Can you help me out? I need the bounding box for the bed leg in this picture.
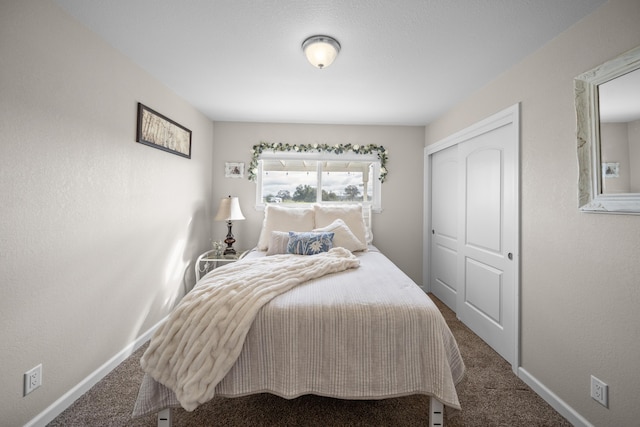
[157,408,172,427]
[429,396,444,427]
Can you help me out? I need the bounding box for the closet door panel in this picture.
[464,257,502,325]
[457,122,516,366]
[429,145,458,311]
[465,148,502,254]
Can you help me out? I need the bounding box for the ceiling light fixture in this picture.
[302,35,341,69]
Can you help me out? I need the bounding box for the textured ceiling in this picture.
[53,0,605,125]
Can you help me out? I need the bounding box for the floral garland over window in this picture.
[248,142,389,183]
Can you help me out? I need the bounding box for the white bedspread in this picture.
[140,247,359,411]
[133,247,464,417]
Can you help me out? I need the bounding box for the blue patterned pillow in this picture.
[287,231,334,255]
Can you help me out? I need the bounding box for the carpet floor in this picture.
[48,295,571,426]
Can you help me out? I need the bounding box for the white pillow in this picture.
[266,231,290,255]
[313,219,367,252]
[257,205,315,251]
[314,204,368,247]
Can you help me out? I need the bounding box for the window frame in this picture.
[255,151,382,212]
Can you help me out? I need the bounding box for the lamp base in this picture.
[223,221,237,256]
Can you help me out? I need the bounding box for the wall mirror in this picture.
[575,45,640,213]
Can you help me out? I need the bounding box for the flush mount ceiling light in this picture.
[302,35,341,69]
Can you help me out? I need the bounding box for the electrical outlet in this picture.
[591,375,608,407]
[24,364,42,396]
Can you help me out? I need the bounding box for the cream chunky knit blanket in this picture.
[140,247,359,411]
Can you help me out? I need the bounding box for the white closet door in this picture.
[429,145,459,311]
[426,104,519,369]
[457,120,517,366]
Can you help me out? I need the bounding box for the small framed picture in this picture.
[225,162,245,178]
[602,162,620,178]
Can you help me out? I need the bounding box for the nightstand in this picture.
[195,250,248,282]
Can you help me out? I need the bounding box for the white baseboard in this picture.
[25,316,167,427]
[25,318,592,427]
[518,367,593,427]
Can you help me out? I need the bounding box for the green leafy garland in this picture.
[248,142,389,183]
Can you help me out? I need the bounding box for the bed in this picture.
[132,204,465,426]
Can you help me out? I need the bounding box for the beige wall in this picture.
[5,0,638,425]
[0,1,214,425]
[212,122,425,283]
[425,0,640,425]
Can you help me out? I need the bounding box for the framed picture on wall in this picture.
[602,162,620,178]
[136,103,192,158]
[225,162,245,178]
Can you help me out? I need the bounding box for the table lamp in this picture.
[214,195,245,256]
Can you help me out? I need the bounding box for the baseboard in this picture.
[24,318,593,427]
[518,367,593,427]
[24,316,167,427]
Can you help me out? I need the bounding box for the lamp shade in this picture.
[214,196,245,221]
[302,35,341,69]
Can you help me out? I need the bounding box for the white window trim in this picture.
[255,151,382,212]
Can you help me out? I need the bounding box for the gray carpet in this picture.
[49,295,571,426]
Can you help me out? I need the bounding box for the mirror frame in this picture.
[575,45,640,214]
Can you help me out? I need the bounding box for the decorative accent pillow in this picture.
[314,204,369,246]
[266,231,290,256]
[313,219,367,252]
[287,232,334,255]
[257,205,315,251]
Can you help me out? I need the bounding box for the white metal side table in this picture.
[195,249,248,282]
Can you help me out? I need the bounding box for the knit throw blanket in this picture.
[140,247,360,411]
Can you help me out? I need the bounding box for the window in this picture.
[255,151,383,211]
